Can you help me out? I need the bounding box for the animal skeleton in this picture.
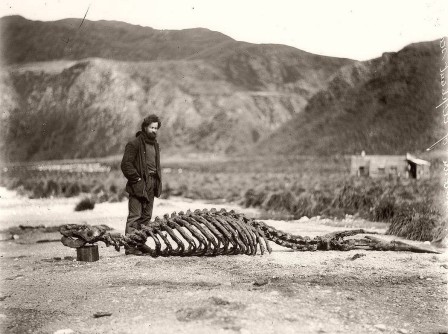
[60,208,439,256]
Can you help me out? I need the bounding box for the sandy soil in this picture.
[0,188,447,334]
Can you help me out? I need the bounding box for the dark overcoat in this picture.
[121,131,162,200]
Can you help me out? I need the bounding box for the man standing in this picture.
[121,114,162,255]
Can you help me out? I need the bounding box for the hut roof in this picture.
[406,153,430,166]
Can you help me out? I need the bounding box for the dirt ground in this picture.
[0,188,447,334]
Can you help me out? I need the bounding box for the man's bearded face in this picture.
[145,122,159,138]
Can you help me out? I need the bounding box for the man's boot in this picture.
[125,247,143,256]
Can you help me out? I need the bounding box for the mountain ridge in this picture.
[255,39,443,156]
[0,16,440,162]
[0,15,234,64]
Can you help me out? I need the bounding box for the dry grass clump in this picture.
[243,188,268,208]
[240,176,443,241]
[74,197,95,211]
[0,166,127,203]
[262,191,297,213]
[386,203,444,241]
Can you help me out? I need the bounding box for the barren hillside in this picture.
[0,16,352,162]
[256,40,443,155]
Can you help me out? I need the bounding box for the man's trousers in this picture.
[125,176,155,235]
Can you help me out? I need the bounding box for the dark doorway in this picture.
[408,162,417,179]
[358,166,369,177]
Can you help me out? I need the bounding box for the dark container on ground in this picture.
[76,244,99,262]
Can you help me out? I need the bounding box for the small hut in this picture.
[350,152,430,179]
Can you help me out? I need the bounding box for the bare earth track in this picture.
[0,189,447,334]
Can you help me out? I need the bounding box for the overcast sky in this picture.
[1,0,447,60]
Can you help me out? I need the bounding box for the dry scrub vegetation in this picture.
[1,155,445,242]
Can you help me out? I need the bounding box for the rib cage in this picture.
[59,208,440,256]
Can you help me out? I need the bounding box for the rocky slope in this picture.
[0,16,352,162]
[256,40,443,156]
[0,57,345,161]
[2,16,440,161]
